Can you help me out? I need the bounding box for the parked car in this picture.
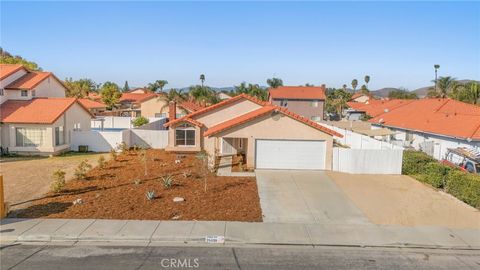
[442,147,480,174]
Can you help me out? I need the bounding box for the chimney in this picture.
[169,101,176,121]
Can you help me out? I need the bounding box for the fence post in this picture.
[0,175,6,218]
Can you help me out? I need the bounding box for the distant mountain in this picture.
[370,88,402,98]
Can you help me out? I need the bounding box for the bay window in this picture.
[16,128,46,147]
[175,124,195,146]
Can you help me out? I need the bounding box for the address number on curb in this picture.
[205,235,225,244]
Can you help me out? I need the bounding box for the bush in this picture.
[132,116,149,127]
[74,160,92,180]
[97,155,106,168]
[51,170,66,193]
[423,162,451,188]
[402,150,436,175]
[445,170,480,209]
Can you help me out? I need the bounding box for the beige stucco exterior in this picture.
[194,99,262,127]
[352,95,370,103]
[140,98,189,118]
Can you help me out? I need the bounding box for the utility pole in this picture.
[434,64,440,93]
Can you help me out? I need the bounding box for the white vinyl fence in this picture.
[91,116,165,129]
[332,147,403,174]
[71,129,168,152]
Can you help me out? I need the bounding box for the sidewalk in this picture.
[1,218,479,249]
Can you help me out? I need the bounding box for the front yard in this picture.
[9,149,262,222]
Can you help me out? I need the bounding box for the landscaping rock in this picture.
[73,198,83,205]
[173,197,185,203]
[171,215,181,220]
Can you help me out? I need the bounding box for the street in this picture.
[1,243,479,270]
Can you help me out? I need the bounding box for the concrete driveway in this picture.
[255,170,370,224]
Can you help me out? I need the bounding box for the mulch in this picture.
[11,149,262,222]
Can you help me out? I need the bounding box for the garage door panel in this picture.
[256,140,326,170]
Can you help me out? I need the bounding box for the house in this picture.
[140,94,203,118]
[164,94,342,170]
[345,99,412,120]
[268,86,326,121]
[350,92,372,103]
[78,98,107,115]
[216,92,232,100]
[127,88,149,94]
[358,98,480,160]
[116,92,158,117]
[0,64,93,155]
[0,64,67,105]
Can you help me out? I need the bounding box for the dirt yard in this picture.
[10,149,262,222]
[327,171,480,229]
[1,152,108,209]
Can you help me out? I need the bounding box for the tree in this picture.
[450,81,480,105]
[188,85,219,105]
[266,77,283,89]
[147,80,168,92]
[360,85,369,94]
[434,64,440,92]
[132,116,149,127]
[342,84,347,91]
[351,79,358,92]
[364,75,370,88]
[64,78,97,98]
[158,88,187,113]
[234,82,268,101]
[100,81,122,109]
[199,74,205,87]
[0,47,41,71]
[123,81,130,92]
[325,88,353,117]
[428,76,457,98]
[388,89,418,99]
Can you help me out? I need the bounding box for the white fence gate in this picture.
[332,147,403,174]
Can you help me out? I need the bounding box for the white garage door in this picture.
[256,139,326,170]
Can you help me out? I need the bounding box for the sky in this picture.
[1,1,479,90]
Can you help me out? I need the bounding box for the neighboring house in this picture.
[140,95,203,118]
[117,92,158,117]
[127,88,149,94]
[0,98,93,155]
[350,92,371,103]
[268,86,326,121]
[356,98,480,160]
[345,99,411,121]
[0,64,93,155]
[216,92,232,100]
[0,64,67,105]
[164,94,342,170]
[78,98,107,115]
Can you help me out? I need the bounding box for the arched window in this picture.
[175,124,195,146]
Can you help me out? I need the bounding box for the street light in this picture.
[434,64,440,93]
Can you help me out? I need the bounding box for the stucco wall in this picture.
[271,98,324,120]
[33,77,67,98]
[0,69,28,104]
[194,99,262,127]
[140,98,188,118]
[206,112,334,169]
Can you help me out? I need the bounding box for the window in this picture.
[465,162,475,174]
[175,124,195,146]
[311,100,319,107]
[280,99,288,107]
[0,88,4,96]
[155,113,167,118]
[73,123,81,131]
[21,90,28,97]
[310,116,321,122]
[55,126,64,146]
[15,128,46,147]
[32,90,36,97]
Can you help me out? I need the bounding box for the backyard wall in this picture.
[91,116,164,129]
[332,147,403,174]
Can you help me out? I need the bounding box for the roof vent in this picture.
[384,109,389,113]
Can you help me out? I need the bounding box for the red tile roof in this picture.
[87,92,102,101]
[78,98,107,109]
[0,98,93,124]
[0,64,26,80]
[5,72,54,90]
[164,93,268,127]
[269,86,326,100]
[203,103,343,138]
[350,92,372,100]
[368,98,480,140]
[179,100,204,112]
[347,99,413,117]
[119,92,157,104]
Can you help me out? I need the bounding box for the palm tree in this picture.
[147,80,168,92]
[342,84,347,91]
[450,81,480,104]
[428,76,457,98]
[234,82,268,101]
[158,88,186,113]
[364,75,370,89]
[351,79,358,92]
[157,80,168,92]
[188,85,218,105]
[434,64,440,92]
[266,77,283,89]
[199,74,205,87]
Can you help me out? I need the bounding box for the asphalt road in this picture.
[1,244,479,270]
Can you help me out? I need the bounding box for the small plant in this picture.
[132,116,149,127]
[110,149,117,161]
[117,141,128,152]
[161,175,174,188]
[182,170,192,178]
[139,148,148,176]
[134,179,142,185]
[146,190,156,201]
[74,160,92,180]
[97,155,106,168]
[50,170,66,193]
[196,150,210,192]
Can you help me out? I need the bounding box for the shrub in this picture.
[97,155,106,168]
[161,175,174,188]
[445,170,480,209]
[132,116,149,127]
[402,150,436,175]
[110,149,117,161]
[146,191,156,201]
[50,170,66,193]
[74,160,92,180]
[117,142,128,152]
[422,162,451,188]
